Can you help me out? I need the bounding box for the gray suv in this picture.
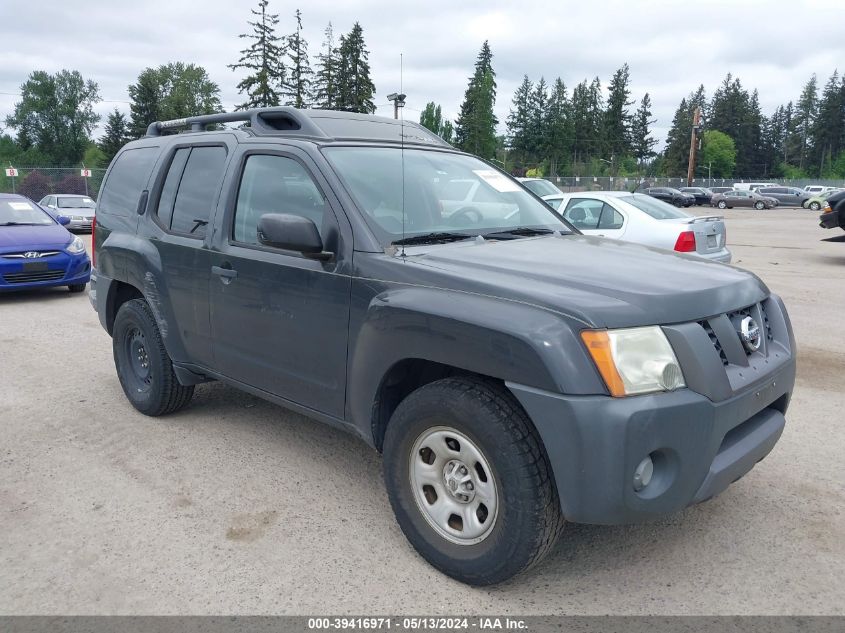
[90,107,796,585]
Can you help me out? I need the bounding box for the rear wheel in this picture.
[67,283,86,293]
[112,298,194,416]
[383,376,564,585]
[717,200,727,209]
[809,201,821,211]
[754,201,765,210]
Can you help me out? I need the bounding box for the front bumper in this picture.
[510,358,793,524]
[819,210,841,229]
[0,252,91,291]
[66,217,94,232]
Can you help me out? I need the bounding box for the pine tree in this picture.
[630,93,657,165]
[544,78,570,176]
[228,0,285,110]
[336,23,376,114]
[454,41,498,159]
[809,71,844,176]
[98,108,130,165]
[311,23,339,109]
[528,77,549,162]
[282,9,313,108]
[663,97,691,177]
[603,64,633,160]
[787,75,818,170]
[506,75,533,163]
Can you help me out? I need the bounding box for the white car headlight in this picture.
[581,326,685,397]
[65,236,86,255]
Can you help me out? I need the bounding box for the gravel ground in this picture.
[1,207,843,615]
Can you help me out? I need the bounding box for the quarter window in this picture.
[98,147,159,216]
[232,154,327,246]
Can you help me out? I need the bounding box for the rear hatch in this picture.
[662,215,727,255]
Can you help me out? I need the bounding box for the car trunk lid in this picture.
[660,215,726,255]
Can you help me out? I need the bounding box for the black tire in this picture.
[383,376,564,585]
[112,298,194,416]
[809,201,821,211]
[755,201,765,210]
[67,283,86,293]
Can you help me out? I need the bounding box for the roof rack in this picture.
[145,107,327,138]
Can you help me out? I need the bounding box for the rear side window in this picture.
[98,147,159,216]
[157,146,227,238]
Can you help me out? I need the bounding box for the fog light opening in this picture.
[633,455,654,492]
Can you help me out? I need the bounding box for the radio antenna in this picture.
[399,53,406,258]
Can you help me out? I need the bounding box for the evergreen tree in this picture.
[282,9,313,108]
[528,77,549,161]
[787,75,818,170]
[630,93,657,165]
[454,41,498,159]
[228,0,285,110]
[544,78,570,176]
[603,64,633,160]
[663,97,691,177]
[128,63,223,137]
[440,120,454,144]
[809,71,844,176]
[336,23,376,113]
[98,108,131,165]
[311,23,339,109]
[506,75,533,163]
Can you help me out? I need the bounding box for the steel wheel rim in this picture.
[125,327,152,393]
[409,425,498,545]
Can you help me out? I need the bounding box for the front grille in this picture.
[699,319,729,365]
[761,303,774,341]
[727,306,755,357]
[2,270,65,284]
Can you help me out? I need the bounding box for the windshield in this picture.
[522,179,560,197]
[0,199,54,225]
[324,147,571,243]
[57,197,95,209]
[618,194,691,220]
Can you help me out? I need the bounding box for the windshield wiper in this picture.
[482,227,560,240]
[391,231,474,246]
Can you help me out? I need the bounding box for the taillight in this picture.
[673,231,696,253]
[91,216,96,267]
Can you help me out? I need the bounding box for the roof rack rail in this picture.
[145,107,327,138]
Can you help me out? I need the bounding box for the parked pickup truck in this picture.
[90,107,796,586]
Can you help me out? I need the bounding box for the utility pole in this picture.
[686,106,701,186]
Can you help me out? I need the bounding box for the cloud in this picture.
[1,0,842,149]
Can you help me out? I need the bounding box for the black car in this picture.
[679,187,713,206]
[819,190,845,232]
[645,187,695,207]
[90,107,796,586]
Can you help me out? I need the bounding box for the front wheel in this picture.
[67,283,86,293]
[809,201,821,211]
[112,298,194,416]
[717,200,727,209]
[755,201,765,210]
[383,377,564,586]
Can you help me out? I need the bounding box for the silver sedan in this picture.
[39,194,96,231]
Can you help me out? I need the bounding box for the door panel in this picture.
[209,151,351,418]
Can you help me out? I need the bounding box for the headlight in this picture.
[65,236,86,255]
[581,326,685,397]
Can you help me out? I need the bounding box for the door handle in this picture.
[211,265,238,283]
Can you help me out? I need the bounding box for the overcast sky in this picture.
[1,0,843,150]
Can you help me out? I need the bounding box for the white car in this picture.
[545,191,731,263]
[517,177,562,200]
[803,185,837,195]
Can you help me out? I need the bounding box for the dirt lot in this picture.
[1,208,843,615]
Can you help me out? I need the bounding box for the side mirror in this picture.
[57,215,71,226]
[257,213,330,260]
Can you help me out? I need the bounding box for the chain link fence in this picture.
[2,166,843,202]
[542,175,845,193]
[1,167,107,203]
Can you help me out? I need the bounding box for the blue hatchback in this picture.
[0,193,91,293]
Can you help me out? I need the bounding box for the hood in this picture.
[0,223,73,252]
[380,235,767,329]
